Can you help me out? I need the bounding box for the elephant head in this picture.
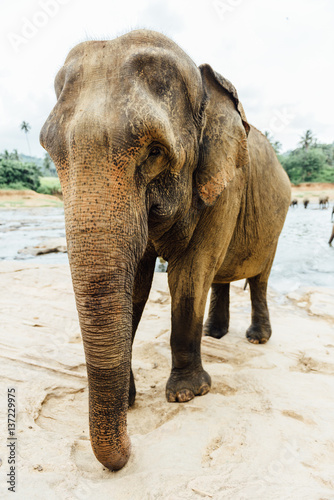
[40,30,250,470]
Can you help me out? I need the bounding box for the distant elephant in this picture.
[290,199,298,208]
[319,196,329,209]
[303,198,309,209]
[40,30,291,471]
[329,225,334,246]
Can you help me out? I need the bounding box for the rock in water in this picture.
[18,238,67,256]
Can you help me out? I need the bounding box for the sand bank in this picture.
[0,190,62,208]
[0,262,334,499]
[290,183,334,204]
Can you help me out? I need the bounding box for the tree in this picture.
[0,150,10,160]
[0,149,20,161]
[0,158,41,191]
[20,121,31,155]
[281,148,327,183]
[298,129,315,150]
[12,149,20,161]
[278,133,334,183]
[264,131,282,154]
[313,142,334,166]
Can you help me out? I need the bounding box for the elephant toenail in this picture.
[199,384,210,395]
[167,392,176,402]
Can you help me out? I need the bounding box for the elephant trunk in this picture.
[64,176,147,470]
[75,268,132,470]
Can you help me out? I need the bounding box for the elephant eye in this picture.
[148,146,162,158]
[140,144,168,179]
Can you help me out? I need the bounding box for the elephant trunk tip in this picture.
[92,435,131,471]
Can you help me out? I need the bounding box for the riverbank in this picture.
[0,189,62,208]
[0,262,333,499]
[290,182,334,204]
[1,183,334,208]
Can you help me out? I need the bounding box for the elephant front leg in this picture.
[166,271,212,403]
[246,273,272,344]
[204,283,230,338]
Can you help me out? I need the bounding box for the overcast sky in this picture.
[1,0,333,158]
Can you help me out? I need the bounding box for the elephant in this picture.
[329,224,334,246]
[328,224,334,247]
[290,199,298,208]
[303,198,309,209]
[40,30,291,471]
[319,196,329,209]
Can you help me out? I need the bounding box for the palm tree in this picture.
[0,149,20,161]
[264,131,282,154]
[2,149,10,160]
[20,121,31,155]
[299,130,315,150]
[12,149,20,161]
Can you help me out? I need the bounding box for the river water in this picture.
[270,205,334,293]
[1,205,333,294]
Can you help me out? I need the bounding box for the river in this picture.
[1,205,333,293]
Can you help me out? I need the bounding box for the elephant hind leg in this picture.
[246,273,272,344]
[129,244,157,407]
[203,283,230,339]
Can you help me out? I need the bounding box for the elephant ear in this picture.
[196,63,250,206]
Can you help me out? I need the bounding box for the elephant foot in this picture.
[128,369,136,407]
[166,367,211,403]
[246,324,271,344]
[203,322,228,339]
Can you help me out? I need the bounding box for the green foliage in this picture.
[0,152,41,191]
[37,177,62,195]
[266,129,334,184]
[313,143,334,166]
[0,182,28,190]
[280,148,327,183]
[280,140,334,184]
[1,149,20,161]
[310,167,334,183]
[0,150,60,193]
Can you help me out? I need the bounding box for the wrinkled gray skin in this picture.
[40,30,291,471]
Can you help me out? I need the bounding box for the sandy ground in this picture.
[0,262,334,499]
